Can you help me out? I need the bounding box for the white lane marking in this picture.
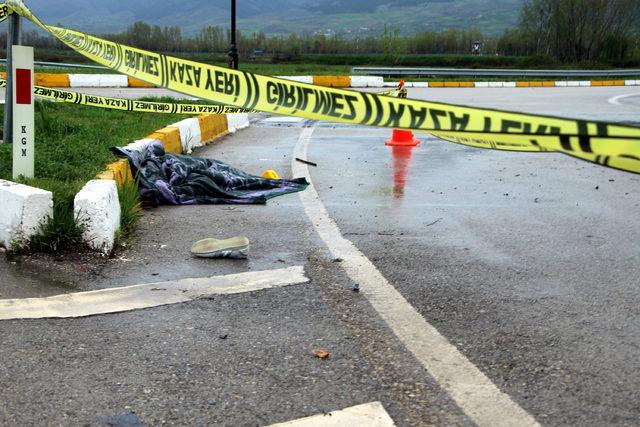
[267,402,395,427]
[608,92,640,105]
[292,126,539,427]
[0,266,308,320]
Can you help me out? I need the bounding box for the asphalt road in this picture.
[1,86,639,426]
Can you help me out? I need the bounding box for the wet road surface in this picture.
[1,86,639,425]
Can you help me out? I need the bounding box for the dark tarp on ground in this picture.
[112,142,308,205]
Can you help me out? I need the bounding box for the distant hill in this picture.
[22,0,525,37]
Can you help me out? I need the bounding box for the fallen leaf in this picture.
[312,349,331,359]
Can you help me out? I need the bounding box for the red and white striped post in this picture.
[11,45,34,179]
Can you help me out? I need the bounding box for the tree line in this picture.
[3,0,640,65]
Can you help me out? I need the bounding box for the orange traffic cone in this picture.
[385,129,420,147]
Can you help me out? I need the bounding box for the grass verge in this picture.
[12,177,85,253]
[0,100,184,253]
[117,174,143,240]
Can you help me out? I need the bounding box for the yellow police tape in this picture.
[0,78,399,115]
[0,79,254,114]
[3,0,640,174]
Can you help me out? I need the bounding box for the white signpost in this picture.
[11,45,34,180]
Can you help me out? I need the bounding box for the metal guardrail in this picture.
[0,59,109,70]
[351,67,640,77]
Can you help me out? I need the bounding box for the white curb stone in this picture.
[69,74,128,87]
[123,138,160,153]
[475,82,490,88]
[276,76,314,84]
[74,180,121,254]
[98,74,129,87]
[578,81,592,87]
[172,118,203,154]
[227,113,250,133]
[0,180,53,248]
[350,76,384,87]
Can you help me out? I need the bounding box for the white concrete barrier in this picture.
[555,81,568,87]
[276,76,314,84]
[74,180,121,254]
[0,180,53,248]
[227,113,250,133]
[475,82,490,88]
[349,76,384,87]
[172,118,202,154]
[489,82,504,88]
[503,82,517,88]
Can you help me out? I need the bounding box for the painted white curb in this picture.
[227,113,250,133]
[276,76,314,84]
[172,117,203,154]
[123,137,160,153]
[74,179,121,254]
[69,74,128,88]
[0,180,53,248]
[350,75,384,87]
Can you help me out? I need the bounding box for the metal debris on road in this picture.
[295,157,318,167]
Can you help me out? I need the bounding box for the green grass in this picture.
[0,101,183,182]
[4,48,639,78]
[15,178,85,253]
[0,100,184,253]
[117,174,142,237]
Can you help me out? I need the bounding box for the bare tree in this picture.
[514,0,640,62]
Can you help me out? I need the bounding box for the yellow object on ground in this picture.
[262,169,280,179]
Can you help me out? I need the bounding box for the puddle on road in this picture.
[0,258,78,299]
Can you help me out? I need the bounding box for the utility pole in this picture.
[228,0,238,69]
[3,12,22,144]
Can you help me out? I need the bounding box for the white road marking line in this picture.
[0,266,308,320]
[292,126,539,427]
[608,92,640,105]
[267,402,395,427]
